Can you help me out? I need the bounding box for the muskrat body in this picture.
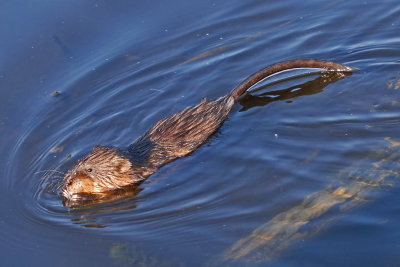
[61,59,356,204]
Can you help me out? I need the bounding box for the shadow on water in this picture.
[238,71,351,112]
[60,71,352,228]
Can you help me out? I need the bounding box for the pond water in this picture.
[1,0,400,266]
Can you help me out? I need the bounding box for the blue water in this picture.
[1,0,400,266]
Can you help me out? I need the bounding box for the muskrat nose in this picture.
[61,187,82,202]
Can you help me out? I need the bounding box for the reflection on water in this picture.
[238,71,351,111]
[63,187,142,212]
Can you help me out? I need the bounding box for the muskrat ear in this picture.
[93,145,109,153]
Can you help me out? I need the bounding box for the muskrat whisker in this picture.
[35,169,66,175]
[38,154,71,197]
[54,181,66,190]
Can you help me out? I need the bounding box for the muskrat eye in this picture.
[87,168,93,172]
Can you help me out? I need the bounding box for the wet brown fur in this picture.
[61,59,356,203]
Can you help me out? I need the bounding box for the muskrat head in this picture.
[61,146,138,202]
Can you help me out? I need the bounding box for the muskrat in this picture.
[61,59,356,204]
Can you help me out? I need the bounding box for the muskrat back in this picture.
[61,59,356,204]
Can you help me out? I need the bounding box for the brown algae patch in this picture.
[223,138,400,263]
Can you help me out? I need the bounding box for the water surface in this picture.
[1,0,400,266]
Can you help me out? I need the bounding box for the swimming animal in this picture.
[61,59,356,205]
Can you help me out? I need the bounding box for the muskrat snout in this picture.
[61,179,88,202]
[61,146,140,204]
[61,186,82,202]
[61,178,104,202]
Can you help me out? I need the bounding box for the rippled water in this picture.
[1,0,400,266]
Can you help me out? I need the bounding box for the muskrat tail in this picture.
[229,59,357,100]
